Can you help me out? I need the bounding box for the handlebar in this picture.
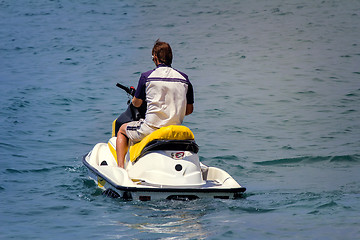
[116,83,135,96]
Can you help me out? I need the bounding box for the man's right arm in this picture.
[185,104,193,115]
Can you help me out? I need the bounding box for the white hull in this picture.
[83,138,246,201]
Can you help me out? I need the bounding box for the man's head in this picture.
[152,39,172,66]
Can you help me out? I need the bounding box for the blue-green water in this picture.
[1,0,360,239]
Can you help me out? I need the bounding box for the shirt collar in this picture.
[157,63,171,68]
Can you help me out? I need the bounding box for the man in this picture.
[116,40,194,168]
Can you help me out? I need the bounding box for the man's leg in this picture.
[116,123,128,168]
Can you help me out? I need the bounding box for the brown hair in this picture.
[152,39,173,66]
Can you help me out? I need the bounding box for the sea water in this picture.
[1,0,359,239]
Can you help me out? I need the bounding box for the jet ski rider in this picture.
[116,40,194,168]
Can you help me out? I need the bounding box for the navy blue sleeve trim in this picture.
[134,74,147,100]
[187,82,194,104]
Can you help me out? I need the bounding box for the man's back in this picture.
[139,65,191,128]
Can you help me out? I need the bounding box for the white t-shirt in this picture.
[134,64,194,129]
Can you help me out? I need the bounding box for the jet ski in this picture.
[82,83,246,201]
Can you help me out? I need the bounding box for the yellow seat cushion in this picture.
[129,125,194,162]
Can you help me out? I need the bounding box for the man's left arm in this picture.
[132,97,143,108]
